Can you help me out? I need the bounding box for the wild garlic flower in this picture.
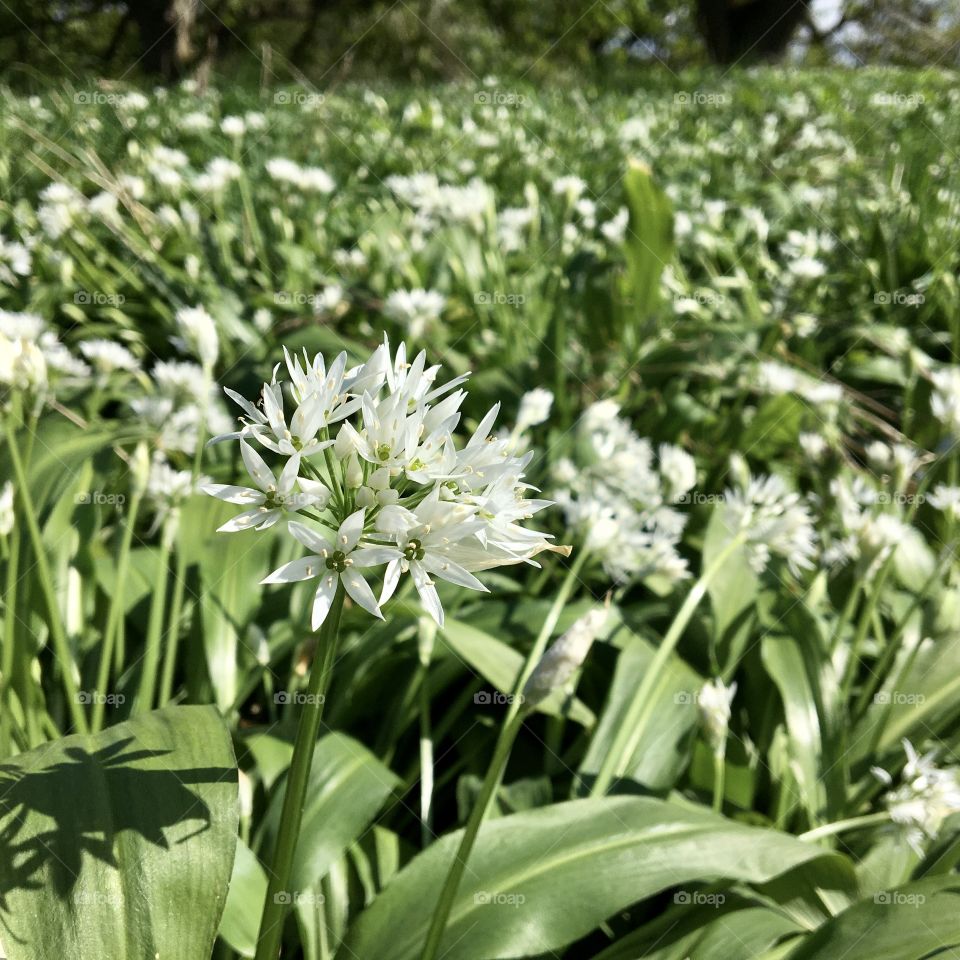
[79,339,140,375]
[722,473,816,577]
[383,289,446,339]
[554,400,693,584]
[206,337,561,627]
[873,740,960,854]
[174,305,219,370]
[929,484,960,521]
[931,368,960,435]
[515,388,553,433]
[698,678,737,755]
[0,481,14,537]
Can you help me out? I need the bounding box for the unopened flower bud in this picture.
[130,441,151,496]
[522,602,606,711]
[345,452,363,488]
[698,678,736,755]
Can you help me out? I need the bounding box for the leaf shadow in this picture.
[0,735,234,946]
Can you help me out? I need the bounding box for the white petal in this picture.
[422,554,488,593]
[240,440,276,493]
[342,569,383,619]
[277,453,301,497]
[410,560,444,626]
[312,574,339,629]
[350,546,402,568]
[224,387,265,423]
[287,520,333,554]
[379,558,403,605]
[217,507,270,532]
[201,483,264,506]
[261,555,324,584]
[337,509,366,552]
[298,477,331,508]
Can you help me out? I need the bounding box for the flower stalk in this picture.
[254,585,345,960]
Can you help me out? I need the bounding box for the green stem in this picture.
[4,416,88,734]
[133,513,176,714]
[0,525,22,756]
[418,618,436,848]
[158,546,188,707]
[254,586,345,960]
[590,532,746,797]
[711,749,726,813]
[798,811,890,842]
[92,488,144,731]
[421,710,526,960]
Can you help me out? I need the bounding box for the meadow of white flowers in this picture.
[2,69,960,960]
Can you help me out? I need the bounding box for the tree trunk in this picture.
[696,0,810,64]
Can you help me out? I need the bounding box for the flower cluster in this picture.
[873,740,960,854]
[554,400,695,584]
[204,338,562,627]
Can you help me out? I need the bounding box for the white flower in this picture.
[552,176,587,201]
[932,368,960,435]
[263,512,400,628]
[799,432,828,461]
[0,481,14,537]
[383,289,446,339]
[202,441,329,532]
[698,678,737,753]
[221,115,246,137]
[206,336,559,627]
[516,388,553,432]
[175,305,219,369]
[929,484,960,520]
[874,740,960,853]
[79,339,140,374]
[722,474,816,577]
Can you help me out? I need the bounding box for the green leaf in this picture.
[761,636,825,821]
[218,838,267,958]
[337,796,852,960]
[784,876,960,959]
[578,632,701,791]
[0,706,238,960]
[622,159,674,317]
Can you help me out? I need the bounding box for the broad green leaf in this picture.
[703,507,758,646]
[0,706,238,960]
[218,838,267,958]
[784,876,960,959]
[337,796,853,960]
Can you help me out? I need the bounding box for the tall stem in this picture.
[92,487,144,731]
[4,416,88,733]
[421,710,526,960]
[590,532,746,797]
[798,810,890,842]
[0,525,22,755]
[254,586,345,960]
[158,546,188,707]
[133,513,176,714]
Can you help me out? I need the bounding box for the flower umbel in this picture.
[205,337,561,626]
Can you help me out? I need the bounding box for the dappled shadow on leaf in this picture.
[0,735,235,920]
